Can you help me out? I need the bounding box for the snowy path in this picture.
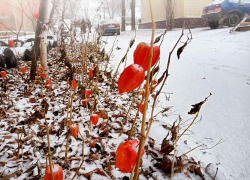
[105,27,250,180]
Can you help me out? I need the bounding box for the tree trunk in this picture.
[70,0,76,44]
[166,0,174,30]
[121,0,125,31]
[131,0,136,30]
[57,0,64,48]
[30,0,51,80]
[40,0,51,75]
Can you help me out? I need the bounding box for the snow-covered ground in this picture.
[105,27,250,180]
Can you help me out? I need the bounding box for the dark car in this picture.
[99,19,120,35]
[202,0,250,29]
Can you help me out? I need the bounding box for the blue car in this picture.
[202,0,250,29]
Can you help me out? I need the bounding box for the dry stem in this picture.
[44,106,54,180]
[132,0,156,179]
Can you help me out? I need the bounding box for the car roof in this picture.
[100,19,118,24]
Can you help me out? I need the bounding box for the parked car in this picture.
[202,0,250,29]
[99,19,120,35]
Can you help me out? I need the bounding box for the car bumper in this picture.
[103,28,120,34]
[202,12,228,23]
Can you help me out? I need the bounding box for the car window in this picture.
[241,0,250,2]
[100,19,117,24]
[229,0,240,3]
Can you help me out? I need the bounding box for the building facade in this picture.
[140,0,213,28]
[0,0,40,32]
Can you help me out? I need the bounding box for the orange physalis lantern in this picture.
[84,89,91,98]
[90,114,99,125]
[20,67,26,74]
[133,42,160,71]
[89,69,93,78]
[118,64,145,94]
[39,67,44,72]
[1,71,6,78]
[138,103,148,114]
[70,123,79,137]
[41,73,46,79]
[34,13,39,20]
[8,40,15,47]
[116,139,144,173]
[150,86,155,94]
[46,79,51,84]
[44,164,63,180]
[82,99,89,107]
[152,79,157,85]
[46,85,51,89]
[69,79,77,89]
[141,91,145,97]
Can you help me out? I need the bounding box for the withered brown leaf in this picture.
[188,101,204,115]
[177,42,187,60]
[161,138,174,155]
[161,155,172,173]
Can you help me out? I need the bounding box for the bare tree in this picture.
[165,0,175,30]
[131,0,135,30]
[69,0,77,44]
[30,0,52,80]
[56,0,64,47]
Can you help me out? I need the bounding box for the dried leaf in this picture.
[149,150,158,158]
[29,98,36,103]
[129,39,135,48]
[24,163,37,173]
[86,139,97,148]
[189,164,196,173]
[41,99,49,114]
[188,101,204,115]
[82,168,106,178]
[161,155,172,173]
[0,161,7,166]
[89,154,99,160]
[177,42,187,60]
[154,35,162,44]
[99,128,109,137]
[194,166,204,179]
[96,110,108,119]
[22,130,35,141]
[160,138,174,155]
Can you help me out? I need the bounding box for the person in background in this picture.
[81,19,86,34]
[87,20,91,33]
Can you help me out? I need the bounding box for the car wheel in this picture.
[209,21,220,29]
[227,14,240,27]
[117,31,120,35]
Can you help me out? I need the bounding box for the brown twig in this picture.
[177,144,203,158]
[213,168,218,180]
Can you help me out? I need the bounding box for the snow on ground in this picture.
[105,27,250,180]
